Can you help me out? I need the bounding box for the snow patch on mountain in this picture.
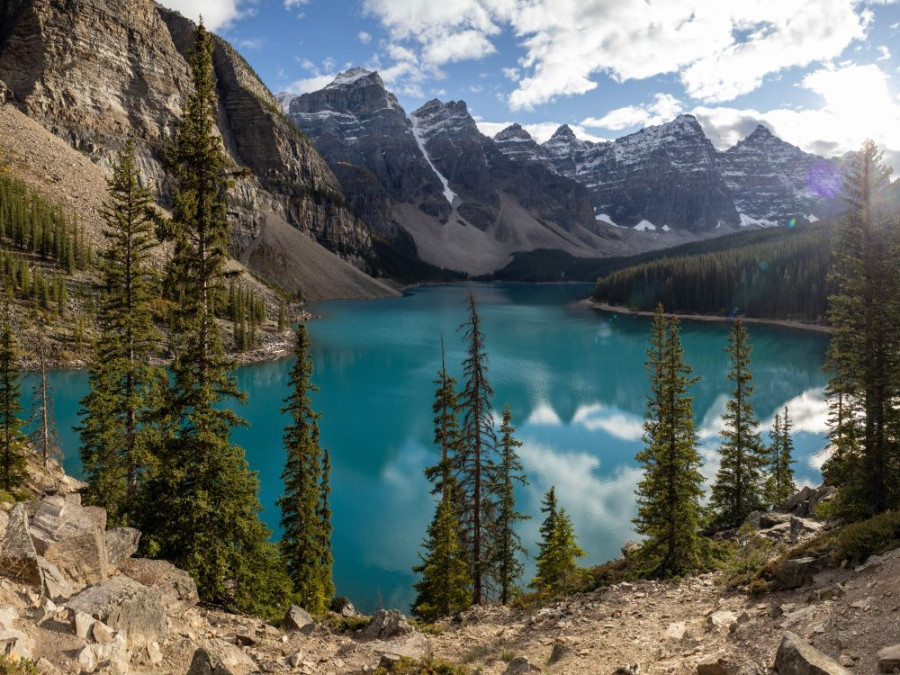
[409,113,457,205]
[634,219,657,232]
[739,213,779,228]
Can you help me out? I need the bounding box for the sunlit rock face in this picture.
[718,125,843,224]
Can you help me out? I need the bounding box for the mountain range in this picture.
[0,1,846,289]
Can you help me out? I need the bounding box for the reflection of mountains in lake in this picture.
[34,283,830,614]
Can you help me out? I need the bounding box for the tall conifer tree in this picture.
[633,306,705,576]
[278,323,332,612]
[78,140,163,524]
[135,23,290,619]
[0,301,25,492]
[488,405,528,604]
[456,289,497,604]
[765,408,796,506]
[823,140,899,518]
[425,335,462,498]
[710,320,768,528]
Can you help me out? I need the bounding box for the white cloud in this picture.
[501,67,521,81]
[287,74,336,94]
[582,93,684,131]
[693,63,900,166]
[877,45,891,60]
[284,0,308,8]
[571,403,644,442]
[358,31,373,44]
[526,403,562,426]
[155,0,256,31]
[760,387,830,435]
[361,0,872,110]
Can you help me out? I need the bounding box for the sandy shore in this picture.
[585,300,832,335]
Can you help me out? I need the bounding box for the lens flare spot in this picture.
[759,260,770,271]
[788,218,796,228]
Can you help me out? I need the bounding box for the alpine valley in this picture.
[0,0,846,288]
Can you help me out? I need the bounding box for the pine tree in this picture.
[318,447,335,604]
[134,23,290,620]
[710,320,768,528]
[425,335,462,499]
[0,301,26,492]
[278,323,331,612]
[823,140,899,518]
[488,405,528,604]
[530,488,584,597]
[765,408,796,506]
[412,489,472,622]
[633,306,705,577]
[78,140,163,524]
[455,289,497,604]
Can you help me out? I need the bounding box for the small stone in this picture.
[505,656,542,674]
[284,605,315,632]
[548,642,573,665]
[287,650,304,667]
[838,653,855,667]
[147,642,163,666]
[706,610,737,633]
[74,610,95,639]
[92,621,115,645]
[774,631,850,674]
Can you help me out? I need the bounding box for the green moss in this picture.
[374,656,469,675]
[0,656,40,675]
[834,511,900,564]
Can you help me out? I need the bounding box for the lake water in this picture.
[26,283,831,613]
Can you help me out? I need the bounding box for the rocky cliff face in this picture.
[286,70,608,275]
[535,115,741,231]
[718,125,843,224]
[0,0,372,272]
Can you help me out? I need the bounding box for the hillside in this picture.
[2,456,899,674]
[0,0,397,300]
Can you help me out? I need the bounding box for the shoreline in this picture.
[585,300,832,335]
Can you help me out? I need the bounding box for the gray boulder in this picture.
[119,557,198,608]
[0,504,43,587]
[29,495,109,588]
[878,644,900,673]
[774,632,850,674]
[105,528,140,568]
[284,605,315,632]
[67,576,167,648]
[776,558,816,590]
[360,610,414,640]
[505,656,541,674]
[187,648,236,675]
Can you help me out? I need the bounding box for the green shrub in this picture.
[499,650,517,662]
[0,656,40,675]
[834,511,900,564]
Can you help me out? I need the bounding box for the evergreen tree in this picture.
[78,140,163,524]
[30,335,61,469]
[823,140,899,518]
[710,320,768,528]
[412,489,472,622]
[318,447,335,604]
[633,306,705,577]
[530,488,584,597]
[765,408,796,506]
[0,302,26,492]
[455,289,497,604]
[425,335,462,499]
[134,23,290,620]
[278,323,331,612]
[488,405,528,604]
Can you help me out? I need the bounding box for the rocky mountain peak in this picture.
[411,99,480,140]
[494,123,548,165]
[746,124,774,141]
[494,123,531,142]
[551,124,578,141]
[325,67,383,91]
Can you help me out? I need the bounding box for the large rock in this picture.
[0,607,34,661]
[38,556,75,602]
[774,632,850,674]
[284,605,315,632]
[67,577,167,648]
[505,656,542,674]
[119,557,199,608]
[776,558,816,590]
[783,486,836,518]
[878,645,900,673]
[0,503,43,586]
[105,528,140,568]
[360,610,415,641]
[77,632,129,674]
[190,639,256,675]
[29,495,109,588]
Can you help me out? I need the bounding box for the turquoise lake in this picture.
[24,283,831,613]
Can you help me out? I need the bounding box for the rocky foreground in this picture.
[0,460,899,674]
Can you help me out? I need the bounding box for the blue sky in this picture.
[160,0,900,166]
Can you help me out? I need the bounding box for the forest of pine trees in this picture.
[592,222,834,322]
